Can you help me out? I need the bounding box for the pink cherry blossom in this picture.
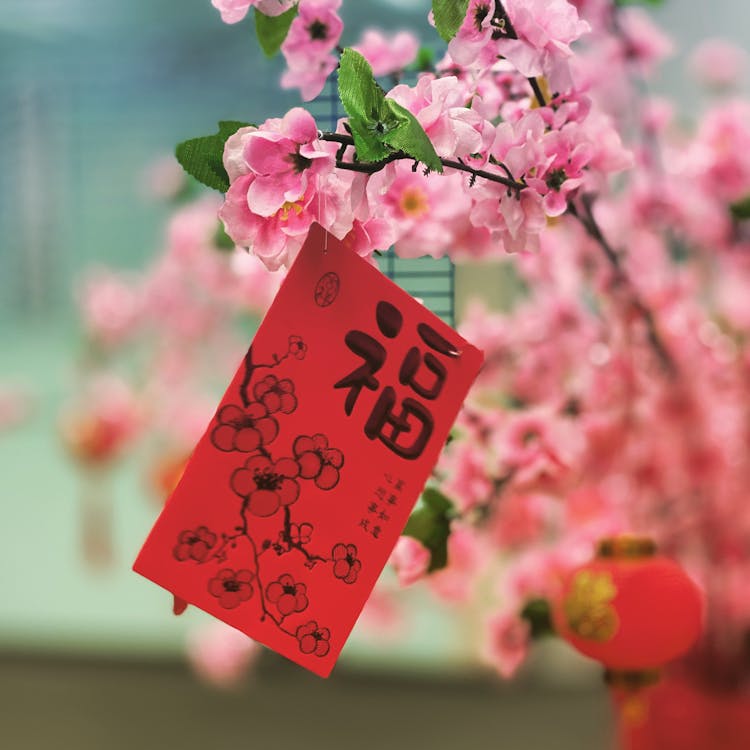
[428,524,486,602]
[353,29,419,77]
[617,7,674,74]
[354,588,405,642]
[447,0,497,67]
[365,163,473,259]
[78,269,143,347]
[140,155,187,200]
[482,611,530,679]
[211,0,296,25]
[280,55,339,102]
[689,38,748,90]
[388,74,495,160]
[219,115,350,268]
[440,440,494,515]
[498,0,591,92]
[228,110,335,218]
[186,621,260,688]
[280,0,343,101]
[389,536,431,587]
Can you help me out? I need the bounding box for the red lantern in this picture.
[553,536,704,673]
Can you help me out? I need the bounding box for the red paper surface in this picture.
[134,225,484,677]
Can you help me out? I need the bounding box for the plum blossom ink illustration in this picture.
[173,336,358,658]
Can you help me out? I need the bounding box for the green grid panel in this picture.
[312,75,456,328]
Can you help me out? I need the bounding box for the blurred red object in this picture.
[616,670,750,750]
[148,449,190,503]
[60,412,130,464]
[552,535,704,671]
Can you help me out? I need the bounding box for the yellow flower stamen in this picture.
[278,200,304,222]
[398,186,429,218]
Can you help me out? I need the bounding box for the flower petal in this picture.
[277,478,300,506]
[278,393,297,414]
[266,582,283,603]
[275,457,301,478]
[261,392,282,414]
[299,634,317,654]
[247,489,280,517]
[211,424,237,452]
[315,464,339,490]
[230,467,256,496]
[293,435,315,456]
[255,417,279,445]
[246,454,272,473]
[217,404,244,424]
[234,427,261,452]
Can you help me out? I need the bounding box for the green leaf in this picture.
[432,0,470,43]
[338,48,442,171]
[414,46,435,72]
[254,5,298,58]
[520,598,556,639]
[383,99,443,173]
[614,0,664,5]
[174,120,251,193]
[730,195,750,221]
[213,221,236,251]
[421,486,453,514]
[402,487,456,572]
[338,48,395,161]
[346,116,394,163]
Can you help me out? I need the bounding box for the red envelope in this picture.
[134,225,483,677]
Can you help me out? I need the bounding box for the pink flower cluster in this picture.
[211,0,296,25]
[220,73,630,268]
[71,184,286,459]
[280,0,343,101]
[219,108,344,267]
[447,0,590,92]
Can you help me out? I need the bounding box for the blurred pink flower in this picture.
[0,384,32,431]
[78,269,143,347]
[353,29,419,77]
[429,524,486,602]
[617,7,674,73]
[482,611,531,679]
[140,155,186,200]
[186,621,260,688]
[441,440,494,514]
[689,38,748,90]
[355,588,405,642]
[211,0,296,24]
[389,536,431,587]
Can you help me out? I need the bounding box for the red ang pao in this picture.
[134,225,483,677]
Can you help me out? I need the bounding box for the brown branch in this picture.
[569,197,679,378]
[318,132,526,195]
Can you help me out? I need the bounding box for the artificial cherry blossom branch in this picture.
[318,132,527,195]
[569,196,679,377]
